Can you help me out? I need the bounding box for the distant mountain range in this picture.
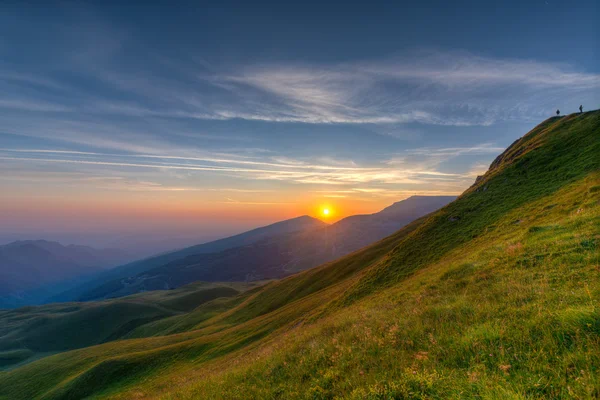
[0,241,133,308]
[49,215,328,303]
[72,196,455,301]
[1,196,454,308]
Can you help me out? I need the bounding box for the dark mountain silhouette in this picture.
[78,196,455,300]
[50,215,327,303]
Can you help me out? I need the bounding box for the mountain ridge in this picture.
[48,215,327,303]
[76,195,455,301]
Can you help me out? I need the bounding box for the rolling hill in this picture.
[0,111,598,399]
[0,281,261,371]
[76,196,455,301]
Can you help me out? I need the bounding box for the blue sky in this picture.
[0,0,598,247]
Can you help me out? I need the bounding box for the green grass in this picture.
[339,111,599,305]
[169,173,598,400]
[0,111,598,399]
[0,281,258,370]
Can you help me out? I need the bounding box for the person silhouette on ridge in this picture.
[579,105,583,113]
[556,109,560,116]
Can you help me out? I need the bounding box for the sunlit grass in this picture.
[166,173,598,399]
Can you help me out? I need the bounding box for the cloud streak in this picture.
[213,50,599,125]
[2,47,598,127]
[0,148,474,187]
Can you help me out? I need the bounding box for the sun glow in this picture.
[320,206,333,218]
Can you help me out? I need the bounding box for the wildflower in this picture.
[499,364,511,374]
[468,371,479,382]
[428,333,437,345]
[506,242,523,255]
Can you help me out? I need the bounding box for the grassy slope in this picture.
[0,208,424,400]
[172,174,599,400]
[339,112,599,305]
[0,282,258,370]
[0,111,598,399]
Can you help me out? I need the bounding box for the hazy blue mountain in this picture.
[0,241,132,308]
[51,215,327,303]
[77,196,455,300]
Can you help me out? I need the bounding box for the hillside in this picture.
[0,111,598,399]
[0,281,261,371]
[0,241,133,308]
[77,196,454,301]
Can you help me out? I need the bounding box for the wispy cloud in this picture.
[1,13,595,203]
[401,144,505,157]
[0,149,376,171]
[314,188,463,199]
[0,70,68,91]
[0,99,73,113]
[2,43,598,128]
[384,144,504,168]
[0,169,277,194]
[358,50,600,89]
[0,148,474,187]
[212,50,599,125]
[223,197,294,205]
[466,162,490,178]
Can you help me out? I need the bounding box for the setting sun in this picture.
[320,206,334,218]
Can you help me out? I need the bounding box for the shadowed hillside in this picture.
[0,111,598,399]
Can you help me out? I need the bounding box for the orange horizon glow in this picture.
[0,194,388,233]
[2,178,460,234]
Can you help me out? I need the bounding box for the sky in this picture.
[0,0,598,250]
